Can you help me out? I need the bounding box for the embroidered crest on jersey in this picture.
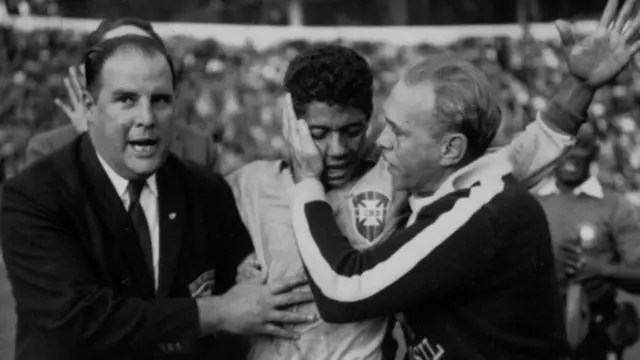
[352,191,390,242]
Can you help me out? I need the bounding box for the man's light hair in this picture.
[403,54,502,159]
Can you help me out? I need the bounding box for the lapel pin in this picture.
[169,213,177,220]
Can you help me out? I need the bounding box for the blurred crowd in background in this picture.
[2,26,640,194]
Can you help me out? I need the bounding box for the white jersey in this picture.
[227,159,396,360]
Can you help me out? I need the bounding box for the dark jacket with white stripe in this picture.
[292,174,567,360]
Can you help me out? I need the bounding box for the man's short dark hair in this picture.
[283,44,374,121]
[84,35,175,96]
[404,54,502,160]
[85,17,165,51]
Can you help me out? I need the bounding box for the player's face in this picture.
[378,81,446,193]
[86,48,175,180]
[305,102,368,189]
[555,146,593,186]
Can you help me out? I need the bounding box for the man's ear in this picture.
[439,133,468,167]
[83,90,96,124]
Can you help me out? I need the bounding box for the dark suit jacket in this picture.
[1,134,253,360]
[25,124,218,171]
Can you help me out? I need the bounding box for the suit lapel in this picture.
[156,158,186,297]
[78,135,155,297]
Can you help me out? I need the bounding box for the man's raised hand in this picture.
[54,65,88,133]
[555,0,640,89]
[280,94,323,183]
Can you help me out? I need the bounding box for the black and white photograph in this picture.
[2,0,640,359]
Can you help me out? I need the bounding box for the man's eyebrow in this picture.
[151,91,174,98]
[307,125,331,130]
[112,89,138,96]
[338,122,365,130]
[110,89,173,97]
[308,122,365,131]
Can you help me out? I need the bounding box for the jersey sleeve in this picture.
[225,167,249,224]
[500,81,588,188]
[25,134,51,166]
[490,113,573,189]
[291,178,502,323]
[225,165,265,266]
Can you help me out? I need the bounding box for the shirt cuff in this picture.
[535,111,573,144]
[293,178,326,203]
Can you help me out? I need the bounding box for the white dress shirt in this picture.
[534,175,604,200]
[96,153,160,289]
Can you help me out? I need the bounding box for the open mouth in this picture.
[326,169,347,179]
[128,138,159,157]
[325,164,351,179]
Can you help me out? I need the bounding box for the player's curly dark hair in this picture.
[284,44,374,121]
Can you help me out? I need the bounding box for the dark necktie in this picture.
[127,180,154,280]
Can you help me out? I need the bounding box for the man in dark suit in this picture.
[1,35,314,360]
[24,17,218,171]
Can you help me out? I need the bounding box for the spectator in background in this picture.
[535,123,640,360]
[24,17,218,171]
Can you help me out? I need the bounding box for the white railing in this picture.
[0,15,599,49]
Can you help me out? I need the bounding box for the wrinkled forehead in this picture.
[103,26,152,41]
[384,81,436,127]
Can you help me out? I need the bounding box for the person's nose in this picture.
[327,133,349,159]
[135,98,155,128]
[376,125,394,151]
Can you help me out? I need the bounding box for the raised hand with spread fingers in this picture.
[555,0,640,89]
[54,65,88,133]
